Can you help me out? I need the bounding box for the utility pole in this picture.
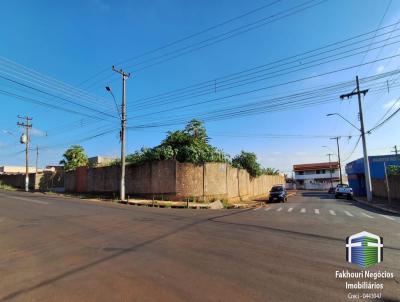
[17,116,32,192]
[383,162,391,207]
[327,153,334,188]
[392,145,398,156]
[36,146,39,173]
[340,76,372,202]
[330,137,343,185]
[112,66,130,202]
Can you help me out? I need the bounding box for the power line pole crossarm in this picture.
[17,116,32,192]
[340,76,372,202]
[112,66,131,202]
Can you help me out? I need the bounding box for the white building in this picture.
[293,162,341,190]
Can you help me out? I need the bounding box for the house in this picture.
[345,154,400,196]
[88,156,117,167]
[0,166,41,174]
[293,162,341,190]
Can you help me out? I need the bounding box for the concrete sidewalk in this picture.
[355,196,400,215]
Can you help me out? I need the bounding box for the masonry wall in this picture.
[64,160,284,202]
[0,172,61,190]
[372,175,400,204]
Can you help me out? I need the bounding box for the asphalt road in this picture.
[0,190,399,302]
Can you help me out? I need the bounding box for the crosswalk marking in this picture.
[276,207,282,212]
[314,209,320,215]
[361,212,374,218]
[254,206,262,211]
[380,214,395,221]
[329,210,336,216]
[288,207,293,212]
[344,211,353,217]
[265,207,272,211]
[300,208,306,213]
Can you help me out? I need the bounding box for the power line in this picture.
[130,35,400,111]
[127,55,400,121]
[78,0,283,87]
[82,0,326,91]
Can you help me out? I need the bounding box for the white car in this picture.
[334,184,353,200]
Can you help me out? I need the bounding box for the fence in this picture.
[372,175,400,203]
[64,160,284,202]
[0,170,64,191]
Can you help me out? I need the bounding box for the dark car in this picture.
[269,185,287,203]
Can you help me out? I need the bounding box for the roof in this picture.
[293,162,339,171]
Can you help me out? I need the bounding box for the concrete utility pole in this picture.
[35,146,39,173]
[340,76,372,202]
[112,66,130,202]
[330,137,343,184]
[17,116,32,192]
[327,153,334,188]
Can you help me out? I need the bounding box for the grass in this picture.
[0,181,17,191]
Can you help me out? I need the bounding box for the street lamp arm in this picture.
[106,87,121,120]
[326,113,360,132]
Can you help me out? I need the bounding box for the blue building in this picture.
[345,155,400,196]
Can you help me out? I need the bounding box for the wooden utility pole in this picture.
[17,116,32,192]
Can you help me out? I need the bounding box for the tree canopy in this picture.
[126,119,229,165]
[232,151,279,177]
[60,145,89,171]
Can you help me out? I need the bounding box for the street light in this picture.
[326,113,360,131]
[105,86,121,119]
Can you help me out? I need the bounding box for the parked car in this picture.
[269,185,287,203]
[334,184,353,200]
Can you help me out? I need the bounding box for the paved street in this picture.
[0,190,399,302]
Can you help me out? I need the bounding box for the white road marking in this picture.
[344,211,354,217]
[314,209,320,215]
[264,207,272,211]
[379,214,395,221]
[0,194,48,205]
[329,210,336,216]
[361,212,374,218]
[300,208,306,213]
[254,206,263,211]
[276,207,282,212]
[288,207,293,212]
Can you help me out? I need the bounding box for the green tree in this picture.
[387,165,400,175]
[232,151,262,177]
[232,151,279,177]
[126,119,229,165]
[263,167,280,175]
[60,145,89,171]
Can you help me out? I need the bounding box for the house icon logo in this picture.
[346,231,383,268]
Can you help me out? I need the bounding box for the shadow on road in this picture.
[0,207,252,302]
[301,191,333,200]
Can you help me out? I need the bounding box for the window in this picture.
[316,170,320,174]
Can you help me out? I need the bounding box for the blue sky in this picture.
[0,0,400,173]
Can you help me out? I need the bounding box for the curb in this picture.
[354,198,400,215]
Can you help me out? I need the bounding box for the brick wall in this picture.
[63,160,284,201]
